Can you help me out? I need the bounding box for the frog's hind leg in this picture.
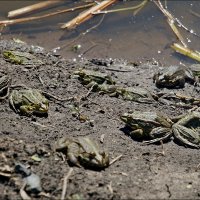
[9,92,18,113]
[67,153,81,167]
[172,124,200,148]
[143,128,172,145]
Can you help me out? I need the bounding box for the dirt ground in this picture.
[0,40,200,200]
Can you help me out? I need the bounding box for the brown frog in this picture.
[55,136,109,169]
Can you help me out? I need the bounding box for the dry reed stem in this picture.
[0,3,94,27]
[171,43,200,62]
[61,0,118,29]
[8,0,63,18]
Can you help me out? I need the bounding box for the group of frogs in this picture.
[1,50,109,169]
[0,74,109,169]
[2,49,200,169]
[73,65,200,149]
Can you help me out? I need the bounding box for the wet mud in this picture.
[0,40,200,199]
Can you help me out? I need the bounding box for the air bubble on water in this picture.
[190,29,194,33]
[187,38,191,43]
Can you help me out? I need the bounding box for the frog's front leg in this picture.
[20,105,34,116]
[67,152,81,167]
[144,127,172,144]
[129,128,144,139]
[86,81,99,90]
[67,143,81,167]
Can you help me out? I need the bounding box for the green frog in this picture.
[0,75,11,100]
[172,112,200,148]
[9,89,49,116]
[153,65,195,88]
[120,111,173,142]
[55,136,109,169]
[73,69,115,88]
[3,50,43,66]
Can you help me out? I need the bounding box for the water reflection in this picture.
[0,1,200,65]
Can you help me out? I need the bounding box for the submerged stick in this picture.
[61,0,118,29]
[0,3,94,27]
[171,43,200,62]
[8,0,63,18]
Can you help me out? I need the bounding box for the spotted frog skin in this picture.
[55,136,109,169]
[153,65,195,88]
[3,50,43,66]
[73,69,115,88]
[172,112,200,148]
[0,75,11,100]
[9,89,49,116]
[120,111,173,142]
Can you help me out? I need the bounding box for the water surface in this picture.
[1,1,200,65]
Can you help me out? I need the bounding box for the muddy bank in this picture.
[0,40,200,199]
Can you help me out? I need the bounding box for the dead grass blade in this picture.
[61,0,118,29]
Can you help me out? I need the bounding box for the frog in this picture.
[73,69,115,89]
[153,65,196,88]
[3,50,43,66]
[0,75,11,100]
[172,112,200,148]
[120,111,173,143]
[55,136,109,169]
[116,87,157,103]
[9,89,49,116]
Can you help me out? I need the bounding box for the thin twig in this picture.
[61,168,74,200]
[20,182,31,200]
[109,154,123,166]
[107,181,113,194]
[190,10,200,18]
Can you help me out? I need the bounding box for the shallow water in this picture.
[1,1,200,65]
